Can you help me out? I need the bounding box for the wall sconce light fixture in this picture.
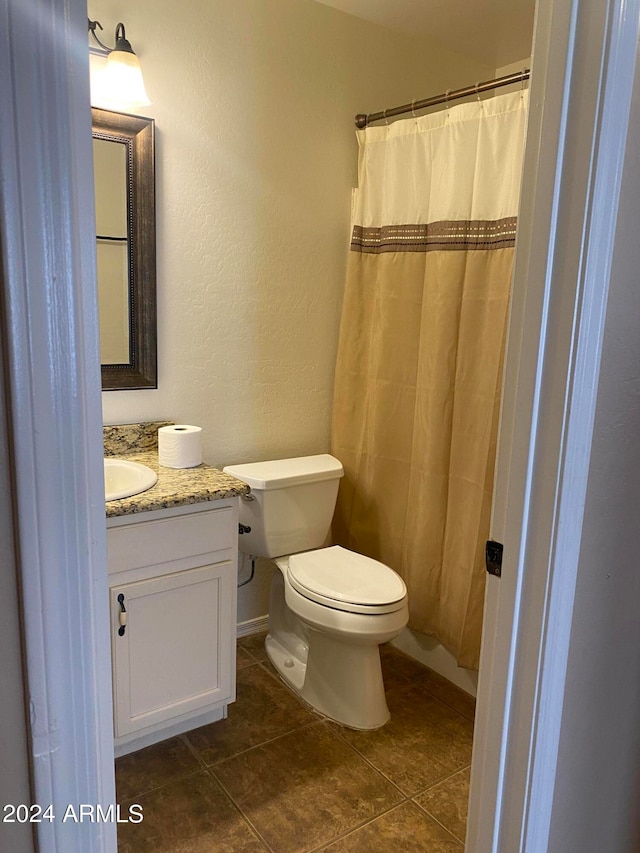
[88,18,150,110]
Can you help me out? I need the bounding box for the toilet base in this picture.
[266,629,390,729]
[304,628,391,729]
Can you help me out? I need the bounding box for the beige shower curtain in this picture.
[332,90,528,669]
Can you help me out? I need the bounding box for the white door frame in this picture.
[3,0,639,851]
[469,0,640,849]
[0,1,115,851]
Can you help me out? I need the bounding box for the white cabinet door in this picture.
[110,562,234,737]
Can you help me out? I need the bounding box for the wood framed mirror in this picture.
[92,108,157,390]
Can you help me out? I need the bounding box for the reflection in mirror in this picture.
[94,137,129,363]
[92,108,157,389]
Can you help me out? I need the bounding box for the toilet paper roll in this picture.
[158,424,203,468]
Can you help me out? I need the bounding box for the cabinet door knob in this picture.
[117,593,127,636]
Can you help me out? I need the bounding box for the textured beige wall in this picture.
[91,0,492,622]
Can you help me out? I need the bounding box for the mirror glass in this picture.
[94,137,129,364]
[92,108,157,390]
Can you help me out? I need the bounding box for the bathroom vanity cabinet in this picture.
[106,499,239,756]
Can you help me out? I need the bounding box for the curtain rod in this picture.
[354,69,530,128]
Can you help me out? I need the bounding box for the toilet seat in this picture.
[287,546,407,615]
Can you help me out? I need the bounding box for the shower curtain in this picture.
[331,90,528,669]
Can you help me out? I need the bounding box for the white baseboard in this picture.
[392,627,478,697]
[236,615,269,637]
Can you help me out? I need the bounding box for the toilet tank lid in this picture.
[222,454,344,490]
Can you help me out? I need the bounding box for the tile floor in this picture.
[116,634,475,852]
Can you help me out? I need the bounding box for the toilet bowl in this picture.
[223,455,409,729]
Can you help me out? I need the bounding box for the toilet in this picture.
[223,454,409,729]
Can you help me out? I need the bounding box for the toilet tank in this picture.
[223,455,344,558]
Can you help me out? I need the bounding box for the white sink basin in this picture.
[104,458,158,502]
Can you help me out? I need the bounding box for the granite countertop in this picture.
[105,451,250,518]
[103,422,249,519]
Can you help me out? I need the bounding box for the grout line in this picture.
[239,646,262,663]
[411,764,472,845]
[420,692,476,723]
[304,799,412,853]
[236,634,268,661]
[241,656,274,674]
[204,718,327,770]
[236,654,260,670]
[413,762,472,797]
[179,732,210,770]
[412,799,467,846]
[117,766,205,804]
[327,726,408,799]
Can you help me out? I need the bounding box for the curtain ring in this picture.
[411,99,417,118]
[475,81,481,103]
[383,108,389,126]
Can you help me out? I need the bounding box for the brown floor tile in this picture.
[414,766,471,844]
[185,662,317,765]
[335,682,473,796]
[237,631,268,662]
[115,736,201,802]
[117,771,267,852]
[212,722,403,853]
[320,801,463,852]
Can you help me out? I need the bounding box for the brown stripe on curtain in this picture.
[351,217,518,253]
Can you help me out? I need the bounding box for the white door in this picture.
[468,0,640,849]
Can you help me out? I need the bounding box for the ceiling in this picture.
[314,0,536,69]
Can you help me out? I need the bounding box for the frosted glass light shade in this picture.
[101,50,151,109]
